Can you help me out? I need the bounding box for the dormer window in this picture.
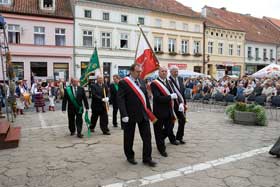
[0,0,11,5]
[43,0,53,8]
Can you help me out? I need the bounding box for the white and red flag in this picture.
[135,27,159,79]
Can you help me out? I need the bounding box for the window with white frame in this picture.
[237,45,241,56]
[218,43,223,55]
[155,19,162,27]
[120,33,128,49]
[55,28,66,46]
[82,30,93,47]
[168,39,176,53]
[34,26,45,45]
[103,12,110,21]
[208,41,213,54]
[138,17,145,25]
[0,0,10,5]
[194,24,200,32]
[229,44,233,56]
[43,0,54,8]
[121,15,128,23]
[170,21,176,29]
[84,10,92,18]
[182,23,188,31]
[263,48,267,59]
[270,49,274,60]
[181,40,189,54]
[154,37,163,52]
[8,24,20,44]
[248,47,252,58]
[101,32,111,48]
[193,41,200,54]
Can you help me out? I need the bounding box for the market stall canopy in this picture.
[251,63,280,78]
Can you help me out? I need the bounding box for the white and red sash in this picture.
[169,78,187,112]
[152,79,176,119]
[123,77,157,123]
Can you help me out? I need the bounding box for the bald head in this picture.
[97,75,104,84]
[71,77,79,86]
[159,66,168,80]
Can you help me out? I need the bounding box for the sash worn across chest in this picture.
[123,77,157,123]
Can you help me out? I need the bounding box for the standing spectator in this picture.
[34,83,46,113]
[48,81,56,111]
[109,74,120,128]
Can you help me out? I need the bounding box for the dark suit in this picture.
[169,76,186,141]
[151,78,176,153]
[62,86,89,135]
[109,83,119,127]
[90,83,110,133]
[117,77,152,162]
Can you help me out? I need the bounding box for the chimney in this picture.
[201,7,207,17]
[220,7,226,11]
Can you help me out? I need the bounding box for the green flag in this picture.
[80,47,100,86]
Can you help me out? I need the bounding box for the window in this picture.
[8,24,20,44]
[31,62,47,77]
[138,17,145,25]
[55,28,66,46]
[181,40,189,54]
[103,12,110,21]
[194,24,200,32]
[43,0,53,8]
[229,44,233,56]
[53,63,69,81]
[218,43,223,54]
[170,21,176,29]
[84,10,92,18]
[34,26,45,45]
[194,66,202,73]
[248,47,252,58]
[83,30,93,47]
[101,32,111,48]
[155,19,162,27]
[81,61,89,76]
[0,0,10,5]
[270,49,274,60]
[121,15,128,23]
[237,45,241,56]
[120,33,128,49]
[193,41,200,54]
[13,62,24,80]
[168,39,176,53]
[183,23,188,31]
[255,48,259,59]
[208,41,213,54]
[154,37,163,52]
[263,49,267,59]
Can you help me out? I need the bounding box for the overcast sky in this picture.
[177,0,280,19]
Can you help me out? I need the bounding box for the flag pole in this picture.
[134,25,141,63]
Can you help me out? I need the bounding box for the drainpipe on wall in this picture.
[73,1,76,78]
[202,21,206,74]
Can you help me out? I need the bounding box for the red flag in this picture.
[135,29,159,79]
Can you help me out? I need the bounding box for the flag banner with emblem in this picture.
[135,26,159,79]
[80,47,100,86]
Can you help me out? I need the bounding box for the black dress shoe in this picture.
[170,140,179,145]
[160,151,168,157]
[143,160,157,167]
[70,132,75,136]
[178,140,186,144]
[77,134,84,138]
[127,158,137,165]
[103,131,111,135]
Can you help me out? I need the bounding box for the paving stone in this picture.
[223,176,252,187]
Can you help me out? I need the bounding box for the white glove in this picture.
[122,116,129,123]
[178,103,184,112]
[102,97,109,102]
[170,93,178,99]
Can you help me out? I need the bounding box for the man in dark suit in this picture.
[109,74,120,128]
[62,78,89,138]
[90,75,110,135]
[117,64,156,167]
[169,65,187,144]
[150,67,179,157]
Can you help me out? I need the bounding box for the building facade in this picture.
[74,0,203,81]
[0,0,74,85]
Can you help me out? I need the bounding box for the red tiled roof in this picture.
[264,17,280,30]
[0,0,73,19]
[89,0,201,19]
[204,6,280,44]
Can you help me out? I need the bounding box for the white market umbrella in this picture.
[251,63,280,78]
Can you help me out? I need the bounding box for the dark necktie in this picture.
[135,80,140,87]
[74,86,77,97]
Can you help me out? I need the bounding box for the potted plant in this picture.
[182,53,191,56]
[225,102,267,126]
[194,53,202,57]
[169,52,177,56]
[155,51,164,55]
